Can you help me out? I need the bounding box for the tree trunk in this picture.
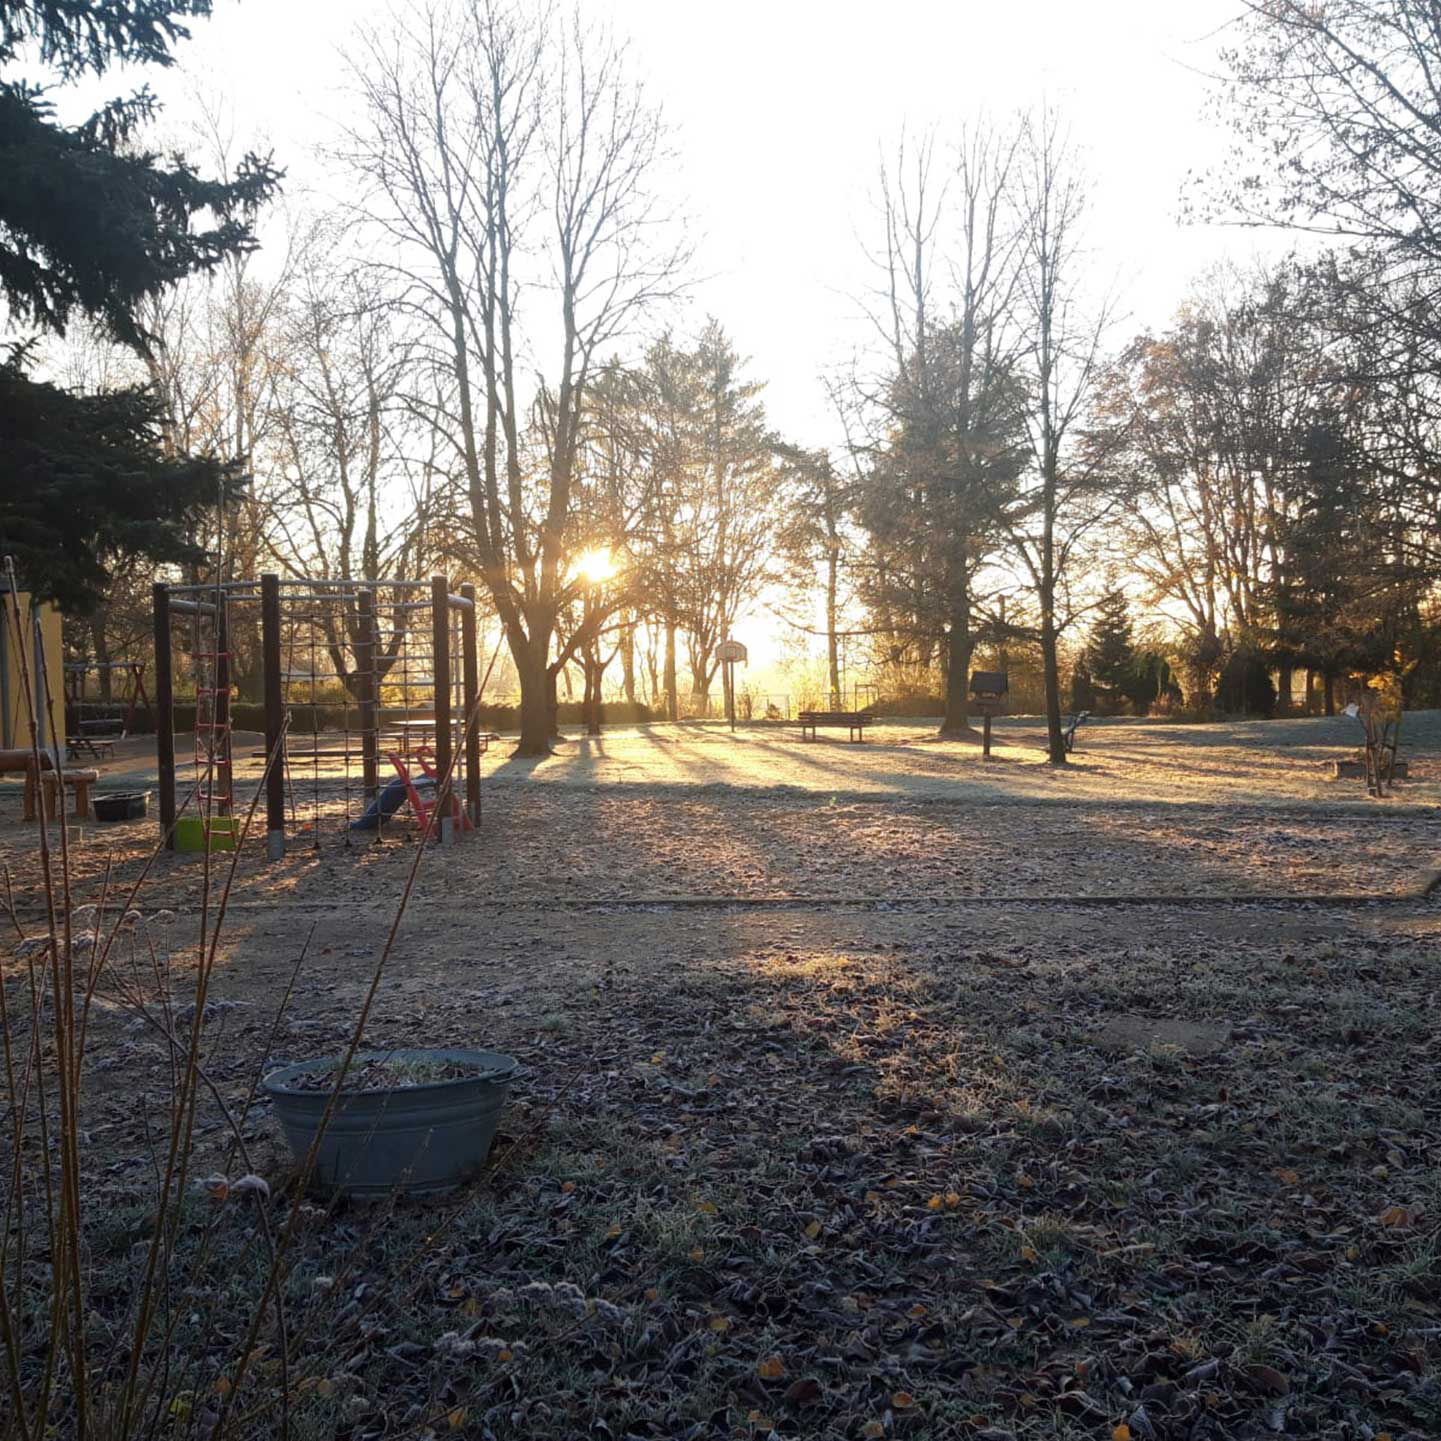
[621,623,636,705]
[584,652,603,736]
[1276,664,1293,716]
[690,663,711,717]
[1040,591,1066,765]
[91,614,113,701]
[938,609,975,737]
[664,621,678,721]
[514,638,553,756]
[826,552,841,708]
[1323,671,1336,717]
[547,666,562,738]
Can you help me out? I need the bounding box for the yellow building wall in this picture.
[1,593,65,750]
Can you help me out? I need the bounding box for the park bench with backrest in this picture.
[1063,710,1090,753]
[798,709,874,742]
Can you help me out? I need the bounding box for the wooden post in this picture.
[356,587,379,806]
[431,576,452,845]
[982,711,992,759]
[261,573,285,859]
[461,583,481,827]
[153,582,175,848]
[214,590,233,817]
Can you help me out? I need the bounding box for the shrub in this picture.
[1216,650,1278,717]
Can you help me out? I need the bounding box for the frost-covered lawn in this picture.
[476,711,1441,810]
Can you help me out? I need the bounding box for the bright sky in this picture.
[94,0,1281,691]
[141,0,1268,448]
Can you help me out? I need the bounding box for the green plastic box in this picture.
[174,815,240,852]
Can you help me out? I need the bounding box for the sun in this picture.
[575,546,617,584]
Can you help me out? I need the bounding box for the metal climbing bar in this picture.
[155,571,483,859]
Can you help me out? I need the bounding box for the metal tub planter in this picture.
[261,1047,518,1199]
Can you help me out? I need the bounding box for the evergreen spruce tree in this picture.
[1082,587,1141,711]
[0,0,280,609]
[1267,420,1391,713]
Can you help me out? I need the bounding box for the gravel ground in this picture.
[1,714,1437,911]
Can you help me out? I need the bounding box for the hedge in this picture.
[69,698,658,735]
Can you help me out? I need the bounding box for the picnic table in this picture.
[66,718,124,761]
[798,709,874,742]
[382,721,502,758]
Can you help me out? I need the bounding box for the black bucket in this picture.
[93,792,150,822]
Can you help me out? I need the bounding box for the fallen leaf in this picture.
[891,1390,915,1409]
[757,1355,786,1381]
[1245,1363,1290,1396]
[782,1376,822,1406]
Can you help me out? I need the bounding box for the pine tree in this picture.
[1083,587,1140,708]
[0,0,281,609]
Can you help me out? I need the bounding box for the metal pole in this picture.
[153,582,175,848]
[261,573,285,859]
[431,576,452,845]
[357,586,379,806]
[461,582,481,827]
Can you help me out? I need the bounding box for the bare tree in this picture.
[1004,108,1120,764]
[1093,261,1325,705]
[342,0,688,753]
[1206,1,1441,275]
[264,225,440,695]
[850,124,1029,734]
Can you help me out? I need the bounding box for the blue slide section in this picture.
[350,775,414,830]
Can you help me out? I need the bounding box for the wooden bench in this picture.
[798,709,874,742]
